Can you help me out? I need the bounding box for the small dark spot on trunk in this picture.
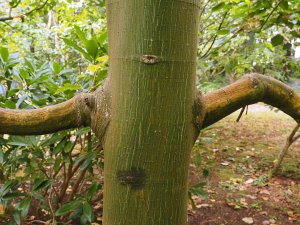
[117,167,146,189]
[84,97,90,107]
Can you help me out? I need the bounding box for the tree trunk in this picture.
[103,1,200,224]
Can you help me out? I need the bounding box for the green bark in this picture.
[104,0,200,225]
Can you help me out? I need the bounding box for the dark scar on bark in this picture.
[116,167,146,189]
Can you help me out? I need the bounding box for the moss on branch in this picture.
[0,93,93,135]
[200,73,300,129]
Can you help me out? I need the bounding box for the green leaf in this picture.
[189,182,208,199]
[55,200,81,216]
[271,34,284,46]
[86,182,101,201]
[85,39,98,61]
[63,141,74,153]
[191,182,207,189]
[194,152,201,166]
[82,202,92,222]
[16,94,28,109]
[217,29,230,35]
[7,89,19,97]
[290,30,300,38]
[80,157,93,170]
[279,1,289,10]
[0,47,9,62]
[13,212,21,225]
[3,192,27,200]
[0,180,19,196]
[33,179,52,192]
[4,100,16,109]
[19,69,29,80]
[32,191,44,201]
[202,168,209,178]
[0,148,4,164]
[24,58,35,71]
[55,83,81,94]
[63,38,93,62]
[53,138,67,154]
[8,136,39,147]
[51,61,61,74]
[41,132,67,146]
[212,2,226,12]
[74,25,87,43]
[75,127,91,136]
[19,198,31,218]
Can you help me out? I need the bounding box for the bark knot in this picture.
[77,93,95,126]
[250,76,259,88]
[141,55,158,65]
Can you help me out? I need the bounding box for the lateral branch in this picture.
[0,93,92,135]
[201,73,300,128]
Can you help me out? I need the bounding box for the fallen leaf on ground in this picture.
[259,189,270,195]
[197,204,212,208]
[15,169,25,177]
[221,161,230,166]
[262,220,270,225]
[245,179,254,184]
[242,217,254,224]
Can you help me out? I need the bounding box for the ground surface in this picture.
[188,103,300,225]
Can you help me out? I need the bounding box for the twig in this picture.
[53,162,64,179]
[2,21,35,39]
[11,0,22,9]
[68,168,87,201]
[236,106,247,122]
[0,0,49,22]
[59,160,73,202]
[273,124,300,174]
[259,0,283,31]
[200,11,228,58]
[199,21,215,33]
[199,0,211,21]
[28,220,48,224]
[58,137,79,201]
[208,27,244,57]
[48,185,57,221]
[92,191,103,204]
